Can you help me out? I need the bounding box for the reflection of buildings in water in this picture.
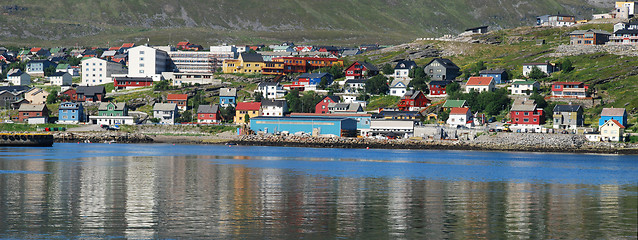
[423,180,445,238]
[336,177,365,237]
[2,160,47,230]
[387,177,410,236]
[301,176,333,233]
[79,157,109,234]
[231,166,257,235]
[124,156,157,239]
[258,168,285,227]
[599,184,620,239]
[505,182,532,238]
[463,182,490,237]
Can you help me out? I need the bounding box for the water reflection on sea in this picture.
[0,144,636,239]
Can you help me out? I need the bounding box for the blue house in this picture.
[479,69,509,84]
[26,59,56,76]
[297,72,333,86]
[250,116,357,137]
[58,102,84,123]
[219,87,237,107]
[598,108,627,127]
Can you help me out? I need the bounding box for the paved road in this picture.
[67,125,105,132]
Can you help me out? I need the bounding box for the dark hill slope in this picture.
[0,0,610,46]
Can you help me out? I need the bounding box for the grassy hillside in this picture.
[353,22,637,129]
[0,0,609,46]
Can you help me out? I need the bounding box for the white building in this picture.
[393,60,417,80]
[256,82,286,99]
[616,2,636,19]
[465,77,495,93]
[128,45,170,81]
[153,103,178,125]
[89,116,136,125]
[523,63,555,77]
[81,57,127,86]
[210,45,239,59]
[447,107,473,128]
[370,119,415,137]
[47,72,72,86]
[260,99,288,116]
[168,50,220,74]
[508,80,539,95]
[389,79,409,97]
[162,72,220,86]
[7,70,30,86]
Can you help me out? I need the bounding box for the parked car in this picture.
[488,117,496,123]
[489,128,496,132]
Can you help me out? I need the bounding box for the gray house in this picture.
[423,58,460,81]
[153,103,179,125]
[553,104,584,130]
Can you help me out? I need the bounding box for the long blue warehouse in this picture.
[250,116,357,137]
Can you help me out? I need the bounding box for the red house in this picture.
[345,61,379,80]
[167,94,188,111]
[60,88,77,101]
[551,82,589,99]
[428,81,451,96]
[197,104,222,123]
[177,41,203,51]
[17,104,49,123]
[315,96,340,114]
[114,77,154,89]
[510,99,544,125]
[397,91,431,111]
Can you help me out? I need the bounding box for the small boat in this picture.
[225,142,237,146]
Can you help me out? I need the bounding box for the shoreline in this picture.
[51,132,638,155]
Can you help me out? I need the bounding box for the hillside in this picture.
[0,0,611,46]
[350,22,637,129]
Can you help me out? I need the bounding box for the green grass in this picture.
[0,123,80,132]
[366,95,400,111]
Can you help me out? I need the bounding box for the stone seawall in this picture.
[233,133,638,155]
[54,132,154,143]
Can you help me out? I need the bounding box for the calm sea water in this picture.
[0,143,636,239]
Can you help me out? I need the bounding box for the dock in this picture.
[0,133,54,147]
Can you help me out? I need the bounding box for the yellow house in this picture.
[222,53,264,74]
[24,87,49,105]
[600,119,625,142]
[234,102,261,124]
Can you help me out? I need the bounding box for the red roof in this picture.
[121,43,135,48]
[109,47,121,51]
[449,107,470,115]
[167,94,188,101]
[608,119,626,129]
[177,41,190,46]
[236,102,261,111]
[30,47,42,52]
[466,77,493,86]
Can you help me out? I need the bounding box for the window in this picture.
[524,112,529,116]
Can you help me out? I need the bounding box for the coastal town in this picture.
[0,2,637,152]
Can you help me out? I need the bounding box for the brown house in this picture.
[18,104,49,123]
[570,29,611,45]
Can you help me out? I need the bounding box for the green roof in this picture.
[50,47,61,54]
[56,63,69,69]
[511,80,537,85]
[443,100,467,108]
[19,50,30,55]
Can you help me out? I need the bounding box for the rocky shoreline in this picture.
[232,133,638,155]
[51,131,638,155]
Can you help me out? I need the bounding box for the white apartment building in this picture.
[128,45,170,81]
[81,58,127,86]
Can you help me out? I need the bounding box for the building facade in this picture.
[58,102,84,123]
[81,58,127,86]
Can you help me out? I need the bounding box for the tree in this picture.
[46,90,58,104]
[253,91,263,102]
[299,91,324,113]
[244,113,250,124]
[439,110,450,122]
[221,105,235,122]
[316,65,345,79]
[409,66,426,79]
[561,58,573,73]
[382,63,394,75]
[44,66,56,76]
[285,89,302,113]
[461,61,486,79]
[318,76,329,89]
[176,110,193,123]
[408,75,430,93]
[446,81,461,94]
[528,66,547,80]
[149,118,160,123]
[153,80,170,91]
[365,75,389,95]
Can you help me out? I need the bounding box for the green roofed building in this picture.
[443,100,467,111]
